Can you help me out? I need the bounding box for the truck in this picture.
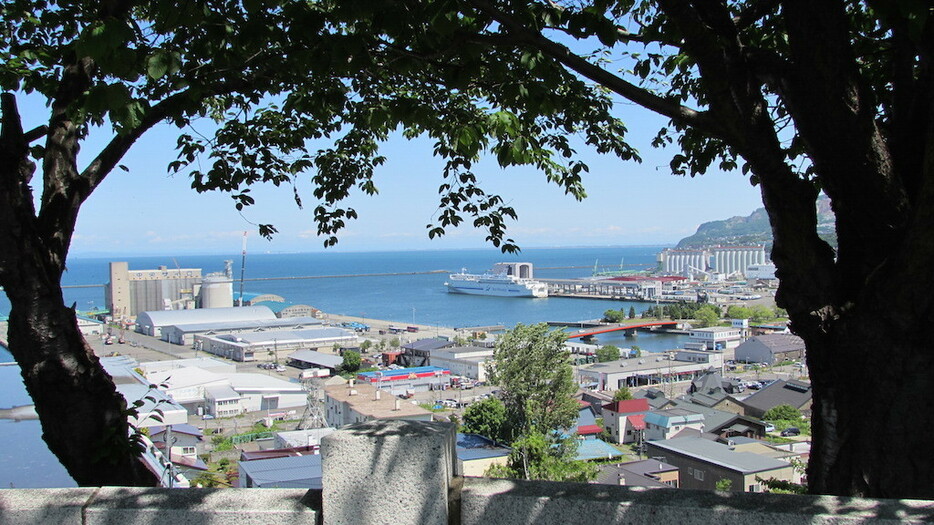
[300,368,330,380]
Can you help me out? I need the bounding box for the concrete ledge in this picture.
[322,419,456,525]
[0,488,317,525]
[460,478,934,525]
[0,488,90,525]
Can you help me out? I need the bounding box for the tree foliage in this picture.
[603,309,626,323]
[486,429,598,483]
[461,396,508,443]
[694,304,721,328]
[341,350,362,374]
[596,344,620,362]
[764,404,802,422]
[488,323,579,442]
[613,387,633,401]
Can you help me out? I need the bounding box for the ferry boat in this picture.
[445,262,548,298]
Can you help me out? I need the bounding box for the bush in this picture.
[763,404,802,421]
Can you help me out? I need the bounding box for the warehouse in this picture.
[195,327,357,362]
[161,316,323,346]
[135,305,277,338]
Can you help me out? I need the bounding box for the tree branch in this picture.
[733,0,781,31]
[463,0,723,137]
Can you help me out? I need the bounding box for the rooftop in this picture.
[324,382,432,420]
[163,316,323,333]
[238,455,322,489]
[287,349,343,369]
[456,433,511,461]
[740,333,806,353]
[647,436,791,474]
[740,379,813,412]
[214,327,355,346]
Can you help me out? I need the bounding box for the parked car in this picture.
[765,423,776,433]
[781,427,801,437]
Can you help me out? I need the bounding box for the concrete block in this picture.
[85,487,317,524]
[460,478,934,525]
[322,419,456,525]
[0,488,92,525]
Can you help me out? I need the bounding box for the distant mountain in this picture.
[677,197,836,249]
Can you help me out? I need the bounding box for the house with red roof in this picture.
[601,398,649,444]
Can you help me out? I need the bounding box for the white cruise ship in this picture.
[445,262,548,298]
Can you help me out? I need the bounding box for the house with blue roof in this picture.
[456,434,511,476]
[644,408,706,441]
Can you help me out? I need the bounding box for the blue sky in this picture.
[19,94,764,257]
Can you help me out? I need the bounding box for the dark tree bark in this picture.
[0,93,157,486]
[480,0,934,498]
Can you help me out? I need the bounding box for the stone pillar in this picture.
[322,420,456,525]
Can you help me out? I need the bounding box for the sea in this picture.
[0,245,688,487]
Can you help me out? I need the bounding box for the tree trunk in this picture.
[5,275,156,486]
[799,278,934,498]
[1,94,156,487]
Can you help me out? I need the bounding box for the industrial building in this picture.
[160,316,323,346]
[135,305,278,338]
[658,249,710,275]
[195,327,357,362]
[144,365,307,416]
[578,353,724,391]
[99,356,189,428]
[106,261,203,318]
[710,245,767,277]
[734,334,806,365]
[686,327,743,350]
[424,346,494,382]
[356,366,452,396]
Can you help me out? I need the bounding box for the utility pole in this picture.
[238,231,247,306]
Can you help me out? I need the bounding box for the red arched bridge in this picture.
[566,321,679,339]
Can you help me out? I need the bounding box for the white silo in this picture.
[200,274,234,309]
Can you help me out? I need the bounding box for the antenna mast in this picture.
[238,231,247,306]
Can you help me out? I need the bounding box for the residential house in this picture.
[149,424,204,459]
[594,459,680,488]
[601,399,649,445]
[666,398,767,440]
[646,436,798,492]
[456,434,511,477]
[644,408,706,441]
[238,455,322,489]
[736,379,812,419]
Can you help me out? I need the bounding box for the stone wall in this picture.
[1,420,933,525]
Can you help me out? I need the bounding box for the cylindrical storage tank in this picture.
[200,274,233,308]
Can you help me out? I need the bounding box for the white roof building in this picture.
[135,305,277,337]
[145,367,308,417]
